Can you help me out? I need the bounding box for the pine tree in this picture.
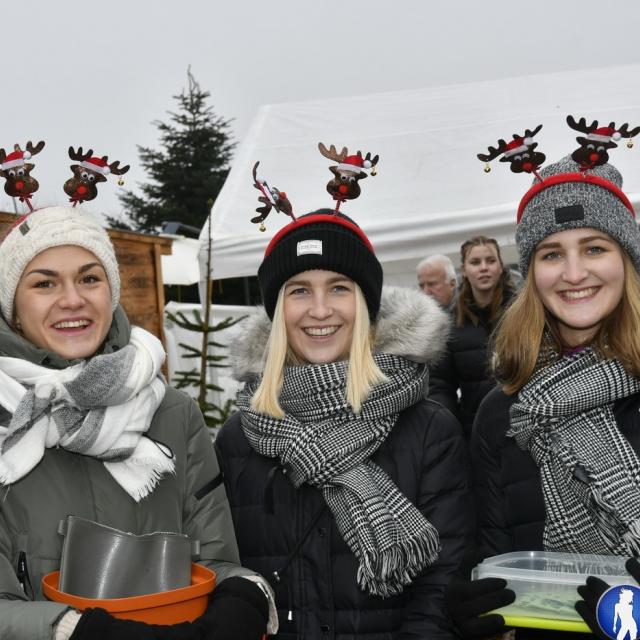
[107,69,234,232]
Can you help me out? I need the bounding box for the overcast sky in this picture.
[4,0,640,222]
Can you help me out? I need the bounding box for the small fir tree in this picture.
[165,307,245,435]
[164,213,246,437]
[107,69,234,232]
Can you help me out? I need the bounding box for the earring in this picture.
[14,319,22,332]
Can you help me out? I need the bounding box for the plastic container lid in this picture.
[472,551,638,632]
[42,562,215,625]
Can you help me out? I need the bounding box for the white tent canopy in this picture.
[200,65,640,288]
[161,235,201,285]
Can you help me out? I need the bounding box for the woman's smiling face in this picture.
[533,227,625,347]
[283,269,356,364]
[462,243,503,298]
[14,245,113,360]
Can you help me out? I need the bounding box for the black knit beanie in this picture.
[258,211,383,320]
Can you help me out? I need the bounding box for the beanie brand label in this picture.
[19,221,30,236]
[297,240,323,256]
[555,204,585,224]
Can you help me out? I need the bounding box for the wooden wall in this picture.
[0,212,172,343]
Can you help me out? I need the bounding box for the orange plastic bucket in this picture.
[42,563,216,624]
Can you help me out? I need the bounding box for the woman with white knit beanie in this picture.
[0,206,273,640]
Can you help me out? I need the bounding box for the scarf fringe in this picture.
[127,469,172,503]
[623,519,640,555]
[590,485,624,549]
[105,453,176,503]
[356,528,441,597]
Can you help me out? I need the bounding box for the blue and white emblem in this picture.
[597,584,640,640]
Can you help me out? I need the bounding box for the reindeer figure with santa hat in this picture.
[63,146,129,205]
[0,141,45,211]
[318,143,379,211]
[567,115,640,170]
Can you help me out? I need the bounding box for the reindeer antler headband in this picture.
[478,116,640,182]
[0,141,131,213]
[249,142,380,232]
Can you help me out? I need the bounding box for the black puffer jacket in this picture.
[428,304,499,437]
[216,287,472,639]
[472,386,640,640]
[218,400,470,640]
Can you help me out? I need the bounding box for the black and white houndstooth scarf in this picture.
[236,353,441,597]
[509,348,640,554]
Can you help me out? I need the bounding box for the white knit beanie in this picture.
[0,206,121,322]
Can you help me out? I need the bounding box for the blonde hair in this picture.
[493,250,640,394]
[250,282,387,418]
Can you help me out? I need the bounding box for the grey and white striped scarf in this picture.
[0,327,172,502]
[509,349,640,554]
[237,353,440,597]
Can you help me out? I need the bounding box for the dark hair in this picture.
[456,235,516,328]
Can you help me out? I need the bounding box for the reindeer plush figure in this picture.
[251,161,294,231]
[567,115,640,170]
[478,125,545,176]
[318,143,379,203]
[64,147,130,204]
[0,141,45,209]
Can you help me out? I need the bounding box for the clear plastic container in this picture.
[472,551,637,623]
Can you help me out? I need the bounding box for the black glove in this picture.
[194,576,269,640]
[69,608,202,640]
[625,556,640,583]
[70,577,268,640]
[574,575,610,640]
[445,576,515,639]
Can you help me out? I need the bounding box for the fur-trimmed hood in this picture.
[230,286,450,382]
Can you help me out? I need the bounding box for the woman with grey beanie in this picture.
[0,206,272,640]
[448,120,640,639]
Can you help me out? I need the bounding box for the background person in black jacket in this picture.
[429,236,516,437]
[451,149,640,639]
[216,211,472,640]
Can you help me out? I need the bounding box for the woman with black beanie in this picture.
[216,210,472,639]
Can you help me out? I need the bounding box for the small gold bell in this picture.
[628,140,634,149]
[371,166,377,176]
[484,163,491,173]
[259,222,266,232]
[117,178,125,186]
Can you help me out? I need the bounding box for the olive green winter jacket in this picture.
[0,308,247,639]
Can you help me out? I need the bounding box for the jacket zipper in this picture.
[16,551,34,600]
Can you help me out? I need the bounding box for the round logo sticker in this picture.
[596,584,640,640]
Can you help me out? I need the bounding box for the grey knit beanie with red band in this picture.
[516,155,640,278]
[258,211,383,320]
